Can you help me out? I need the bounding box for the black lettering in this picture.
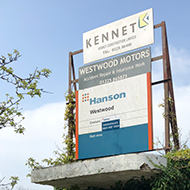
[86,38,92,48]
[94,36,99,45]
[112,29,119,39]
[122,26,127,36]
[102,32,109,42]
[130,22,136,33]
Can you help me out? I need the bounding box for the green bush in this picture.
[151,148,190,190]
[54,148,190,190]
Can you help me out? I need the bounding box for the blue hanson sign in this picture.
[90,92,126,105]
[76,47,153,160]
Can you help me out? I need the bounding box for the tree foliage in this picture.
[0,176,19,190]
[26,91,76,176]
[0,50,51,189]
[158,97,180,151]
[151,148,190,190]
[0,50,51,134]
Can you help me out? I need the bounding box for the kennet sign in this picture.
[83,8,154,64]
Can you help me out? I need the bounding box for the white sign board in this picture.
[83,8,154,64]
[76,47,153,159]
[78,74,148,135]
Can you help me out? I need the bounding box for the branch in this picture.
[0,176,19,190]
[0,50,52,133]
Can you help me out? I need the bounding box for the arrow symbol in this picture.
[139,13,149,28]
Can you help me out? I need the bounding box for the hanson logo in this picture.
[82,93,89,102]
[89,92,126,105]
[138,12,149,28]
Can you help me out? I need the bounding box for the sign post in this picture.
[70,20,178,159]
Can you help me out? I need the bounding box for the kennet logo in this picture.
[138,12,149,28]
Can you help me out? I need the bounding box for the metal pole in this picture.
[68,52,74,159]
[163,23,179,150]
[71,54,77,92]
[69,52,72,94]
[161,21,170,154]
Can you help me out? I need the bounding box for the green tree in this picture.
[0,176,19,190]
[26,91,76,173]
[0,49,51,134]
[0,50,51,189]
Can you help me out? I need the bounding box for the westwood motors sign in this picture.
[83,8,154,64]
[76,47,153,159]
[79,48,150,89]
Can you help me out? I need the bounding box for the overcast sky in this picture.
[0,1,190,189]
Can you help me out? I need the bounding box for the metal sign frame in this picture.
[68,21,179,157]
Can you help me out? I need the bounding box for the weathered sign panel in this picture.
[83,8,154,64]
[76,47,153,159]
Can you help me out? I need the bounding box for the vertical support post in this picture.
[161,21,170,154]
[68,52,74,160]
[162,22,179,152]
[163,23,179,150]
[71,55,77,92]
[69,52,72,94]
